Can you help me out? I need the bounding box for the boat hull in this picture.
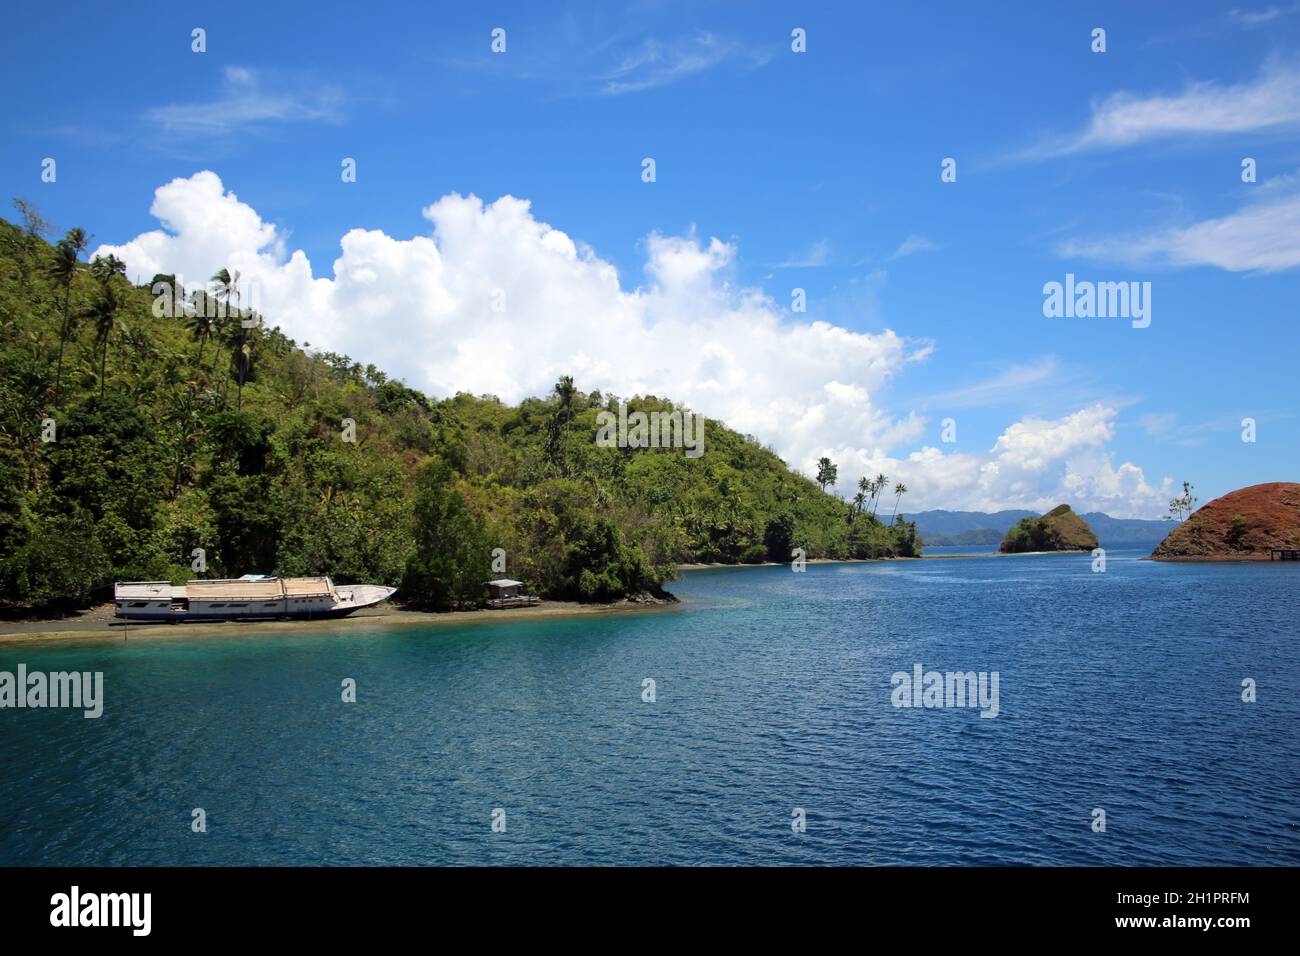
[115,606,377,622]
[114,580,398,622]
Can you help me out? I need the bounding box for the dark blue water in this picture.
[2,550,1297,865]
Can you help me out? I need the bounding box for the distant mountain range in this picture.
[910,509,1171,547]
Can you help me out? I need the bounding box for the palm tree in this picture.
[891,482,907,520]
[210,267,240,315]
[84,281,121,399]
[855,476,871,513]
[232,339,251,410]
[870,473,889,516]
[547,375,578,473]
[46,227,88,401]
[553,375,576,410]
[188,310,214,367]
[90,253,125,283]
[212,269,248,406]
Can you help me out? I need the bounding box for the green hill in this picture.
[0,210,919,610]
[999,504,1098,553]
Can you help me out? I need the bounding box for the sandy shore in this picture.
[0,599,678,646]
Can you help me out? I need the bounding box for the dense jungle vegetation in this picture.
[0,205,920,610]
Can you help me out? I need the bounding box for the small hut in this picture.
[485,579,541,609]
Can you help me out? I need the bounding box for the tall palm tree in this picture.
[547,375,578,474]
[188,310,214,367]
[210,267,240,315]
[46,227,88,401]
[553,375,576,410]
[84,281,121,399]
[870,473,889,516]
[212,269,248,406]
[856,476,870,513]
[233,340,251,410]
[891,482,908,520]
[90,253,125,283]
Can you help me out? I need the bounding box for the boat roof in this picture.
[115,577,336,601]
[487,578,524,588]
[114,581,184,600]
[283,576,332,596]
[188,578,284,599]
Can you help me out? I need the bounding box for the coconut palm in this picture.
[232,339,251,410]
[90,253,125,283]
[870,473,889,516]
[188,310,214,367]
[83,281,122,399]
[46,227,88,400]
[212,269,251,406]
[210,267,240,316]
[891,482,908,520]
[546,375,578,474]
[856,476,871,512]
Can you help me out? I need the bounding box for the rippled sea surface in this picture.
[2,550,1297,865]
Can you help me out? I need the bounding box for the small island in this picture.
[1151,482,1300,560]
[999,504,1098,553]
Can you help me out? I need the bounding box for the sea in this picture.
[1,548,1297,865]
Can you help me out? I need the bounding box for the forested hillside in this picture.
[0,207,919,610]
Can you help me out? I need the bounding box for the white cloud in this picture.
[888,235,938,260]
[1021,61,1300,158]
[1059,177,1300,273]
[1228,5,1300,28]
[596,33,759,95]
[921,357,1061,409]
[145,66,345,136]
[95,171,1169,516]
[774,239,831,268]
[826,406,1171,519]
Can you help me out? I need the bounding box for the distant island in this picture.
[913,508,1169,547]
[922,527,1006,547]
[1151,482,1300,560]
[999,505,1099,553]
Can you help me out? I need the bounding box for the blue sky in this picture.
[3,1,1298,517]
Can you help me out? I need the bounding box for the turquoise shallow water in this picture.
[1,550,1297,865]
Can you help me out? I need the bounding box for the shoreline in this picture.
[0,599,678,646]
[8,548,1275,644]
[1146,553,1279,562]
[674,550,1089,570]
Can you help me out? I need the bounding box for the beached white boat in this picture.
[114,574,397,621]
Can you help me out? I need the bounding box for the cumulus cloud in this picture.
[825,406,1171,518]
[95,171,1169,515]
